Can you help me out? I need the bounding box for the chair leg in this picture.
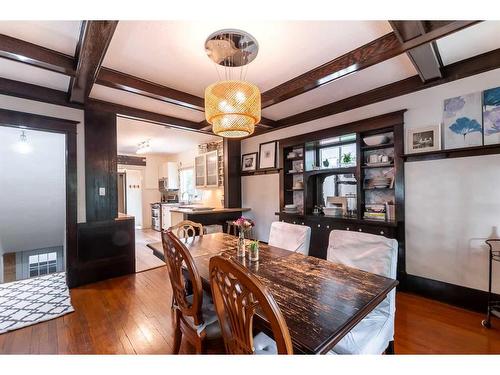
[384,340,395,354]
[172,310,182,354]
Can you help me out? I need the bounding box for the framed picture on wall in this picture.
[483,86,500,145]
[241,152,258,172]
[258,141,277,169]
[442,92,483,149]
[406,125,441,154]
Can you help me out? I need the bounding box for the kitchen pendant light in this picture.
[204,29,261,138]
[136,140,151,154]
[16,130,32,154]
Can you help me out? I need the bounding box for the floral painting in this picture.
[442,92,483,149]
[483,87,500,145]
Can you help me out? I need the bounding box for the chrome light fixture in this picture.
[204,29,261,138]
[136,140,151,154]
[16,130,32,154]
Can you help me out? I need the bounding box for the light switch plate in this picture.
[99,187,106,196]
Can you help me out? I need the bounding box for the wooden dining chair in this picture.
[169,220,204,240]
[161,230,221,354]
[209,255,294,354]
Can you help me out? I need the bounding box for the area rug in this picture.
[0,272,74,334]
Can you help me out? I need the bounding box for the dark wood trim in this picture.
[0,109,78,288]
[240,168,281,176]
[390,21,443,82]
[69,21,118,103]
[117,154,147,166]
[97,68,205,111]
[86,99,205,132]
[0,107,79,131]
[261,21,478,109]
[403,274,500,313]
[0,77,83,110]
[223,139,242,208]
[261,32,403,108]
[0,33,75,75]
[274,47,500,130]
[404,144,500,162]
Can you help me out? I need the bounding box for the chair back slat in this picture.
[169,220,204,240]
[209,255,293,354]
[162,230,203,325]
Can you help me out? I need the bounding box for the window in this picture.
[29,252,57,278]
[179,168,200,202]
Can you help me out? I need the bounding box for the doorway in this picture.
[0,126,66,284]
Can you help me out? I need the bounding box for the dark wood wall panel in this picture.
[224,139,242,208]
[84,108,118,222]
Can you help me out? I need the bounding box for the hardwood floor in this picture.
[135,228,165,273]
[0,266,499,354]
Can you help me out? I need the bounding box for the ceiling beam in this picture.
[86,99,210,133]
[272,47,500,129]
[0,33,75,75]
[97,68,205,111]
[390,21,443,82]
[0,77,83,109]
[69,21,118,104]
[261,21,479,108]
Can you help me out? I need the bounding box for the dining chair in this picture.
[268,221,311,255]
[326,229,398,354]
[169,220,204,240]
[161,230,221,354]
[209,255,294,354]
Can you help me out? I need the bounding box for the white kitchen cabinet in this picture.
[159,161,179,189]
[195,151,218,188]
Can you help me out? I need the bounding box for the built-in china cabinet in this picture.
[276,110,406,280]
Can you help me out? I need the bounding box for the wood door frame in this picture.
[0,108,79,284]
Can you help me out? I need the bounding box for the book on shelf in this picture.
[363,212,387,220]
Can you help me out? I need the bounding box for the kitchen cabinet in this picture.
[159,161,179,189]
[195,151,218,188]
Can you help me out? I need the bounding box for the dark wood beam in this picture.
[261,21,479,108]
[97,68,205,111]
[273,47,500,129]
[390,21,443,82]
[69,21,118,104]
[0,77,83,109]
[0,33,75,75]
[86,99,208,132]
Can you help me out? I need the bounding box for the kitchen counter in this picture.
[170,207,250,215]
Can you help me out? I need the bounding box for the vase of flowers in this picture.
[234,217,255,257]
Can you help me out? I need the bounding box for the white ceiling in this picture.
[102,21,393,97]
[0,21,81,56]
[437,21,500,66]
[1,20,500,128]
[117,116,220,155]
[0,58,70,91]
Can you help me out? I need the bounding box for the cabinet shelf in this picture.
[361,164,394,169]
[361,143,394,151]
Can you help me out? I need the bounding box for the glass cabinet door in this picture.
[205,151,218,187]
[195,154,206,187]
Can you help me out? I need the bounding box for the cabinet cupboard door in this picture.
[195,155,206,187]
[205,151,218,187]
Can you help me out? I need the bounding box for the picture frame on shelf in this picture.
[406,125,441,154]
[442,92,483,149]
[483,86,500,145]
[258,141,277,169]
[241,152,258,172]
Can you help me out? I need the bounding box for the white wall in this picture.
[241,67,500,294]
[0,127,65,254]
[0,95,86,223]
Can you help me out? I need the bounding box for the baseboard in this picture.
[402,274,499,313]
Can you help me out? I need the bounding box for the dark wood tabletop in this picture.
[180,232,398,354]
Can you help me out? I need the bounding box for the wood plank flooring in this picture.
[135,229,165,273]
[0,266,499,354]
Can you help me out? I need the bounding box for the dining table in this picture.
[180,232,398,354]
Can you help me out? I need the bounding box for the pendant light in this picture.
[204,29,261,138]
[16,130,32,154]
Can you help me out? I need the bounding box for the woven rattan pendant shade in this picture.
[205,80,261,138]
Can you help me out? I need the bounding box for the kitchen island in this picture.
[169,207,251,232]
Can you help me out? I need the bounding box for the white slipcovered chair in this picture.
[326,229,398,354]
[268,221,311,255]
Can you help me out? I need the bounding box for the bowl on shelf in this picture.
[363,135,390,146]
